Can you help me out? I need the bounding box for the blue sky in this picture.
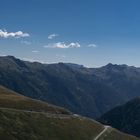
[0,0,140,67]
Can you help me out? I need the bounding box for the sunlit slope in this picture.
[0,108,139,140]
[0,108,103,140]
[0,85,70,114]
[0,85,139,140]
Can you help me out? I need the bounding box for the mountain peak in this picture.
[102,63,130,70]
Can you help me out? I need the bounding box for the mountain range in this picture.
[0,56,140,118]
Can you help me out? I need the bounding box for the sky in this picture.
[0,0,140,67]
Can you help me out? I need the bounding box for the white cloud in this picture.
[32,50,39,53]
[44,42,80,49]
[21,41,31,45]
[0,29,30,38]
[48,34,58,39]
[88,44,97,48]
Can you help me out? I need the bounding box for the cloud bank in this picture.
[0,29,30,38]
[44,42,80,49]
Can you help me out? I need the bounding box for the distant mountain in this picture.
[0,85,139,140]
[64,63,84,69]
[1,55,140,118]
[98,97,140,138]
[92,63,140,100]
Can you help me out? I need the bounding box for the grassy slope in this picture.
[0,86,70,114]
[0,109,103,140]
[0,109,139,140]
[0,85,139,140]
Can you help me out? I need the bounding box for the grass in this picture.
[0,86,70,114]
[0,85,139,140]
[0,109,103,140]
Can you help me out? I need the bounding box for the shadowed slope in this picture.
[99,97,140,137]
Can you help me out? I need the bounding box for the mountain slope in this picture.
[92,63,140,100]
[99,97,140,137]
[1,108,139,140]
[1,56,140,118]
[0,85,70,114]
[0,85,139,140]
[0,56,123,118]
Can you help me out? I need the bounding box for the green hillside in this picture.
[0,85,139,140]
[0,108,103,140]
[0,86,70,115]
